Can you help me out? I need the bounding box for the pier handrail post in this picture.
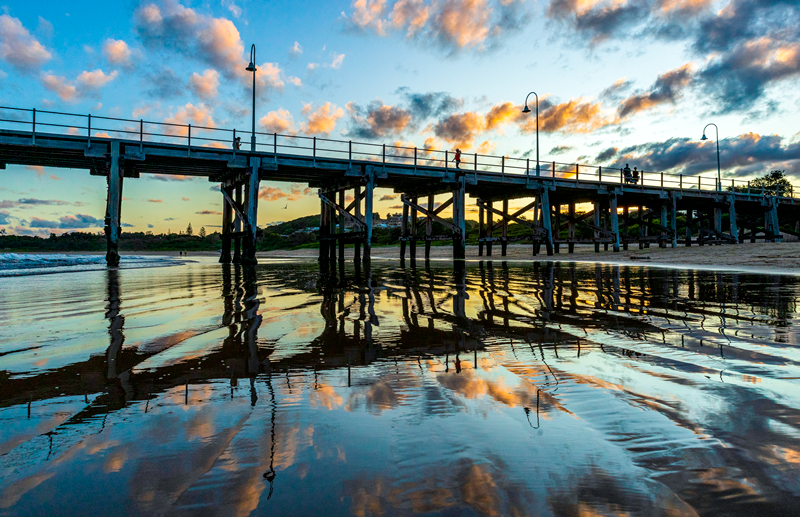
[139,119,143,153]
[661,172,664,188]
[445,150,448,173]
[313,136,317,166]
[599,165,602,183]
[87,113,92,149]
[233,128,236,157]
[350,140,353,166]
[680,174,683,189]
[748,181,751,195]
[187,123,191,155]
[620,168,623,184]
[31,108,35,145]
[526,158,530,179]
[552,161,556,185]
[575,163,579,183]
[274,132,277,157]
[502,156,505,181]
[474,152,478,182]
[413,146,417,171]
[383,144,386,171]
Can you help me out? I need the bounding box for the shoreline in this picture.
[3,242,799,276]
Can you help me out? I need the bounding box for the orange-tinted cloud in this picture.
[519,98,609,133]
[301,102,344,135]
[617,63,694,118]
[259,108,296,135]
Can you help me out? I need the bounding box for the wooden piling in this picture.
[104,141,123,267]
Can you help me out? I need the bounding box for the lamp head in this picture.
[701,134,708,141]
[246,61,257,72]
[522,105,531,114]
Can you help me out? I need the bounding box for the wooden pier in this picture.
[0,106,798,266]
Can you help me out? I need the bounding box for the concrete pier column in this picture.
[425,193,433,260]
[568,201,576,253]
[501,199,509,256]
[638,205,644,249]
[486,200,493,256]
[364,171,374,267]
[220,185,233,263]
[354,186,362,266]
[338,189,346,265]
[593,200,601,253]
[400,197,409,263]
[685,209,693,246]
[622,205,628,251]
[540,188,554,256]
[610,193,620,252]
[410,196,418,262]
[660,204,668,248]
[728,195,739,244]
[105,141,123,267]
[452,175,466,260]
[553,204,561,254]
[243,157,260,263]
[233,184,242,263]
[670,193,678,248]
[319,196,327,264]
[714,206,722,236]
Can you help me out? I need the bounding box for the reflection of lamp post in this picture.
[246,44,257,152]
[701,123,721,191]
[522,92,540,176]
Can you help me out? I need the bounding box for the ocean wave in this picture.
[0,253,183,277]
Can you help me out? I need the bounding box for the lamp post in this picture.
[522,91,540,177]
[246,44,257,152]
[701,123,721,191]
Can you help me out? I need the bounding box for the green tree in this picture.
[730,170,793,196]
[199,226,206,238]
[186,223,193,236]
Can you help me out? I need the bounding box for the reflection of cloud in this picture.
[309,384,344,410]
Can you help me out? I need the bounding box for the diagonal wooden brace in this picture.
[221,188,247,224]
[402,195,460,234]
[320,192,366,229]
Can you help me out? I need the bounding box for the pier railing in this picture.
[0,105,796,198]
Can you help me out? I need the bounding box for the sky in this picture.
[0,0,799,236]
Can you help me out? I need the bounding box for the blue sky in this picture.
[1,0,799,236]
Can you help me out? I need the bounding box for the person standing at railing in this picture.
[234,136,241,150]
[623,164,632,184]
[454,148,461,169]
[632,167,639,185]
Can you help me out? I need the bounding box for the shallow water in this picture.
[1,257,800,516]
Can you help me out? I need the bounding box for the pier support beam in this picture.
[220,184,233,263]
[105,141,123,267]
[540,188,554,256]
[568,202,576,253]
[501,199,509,256]
[243,157,260,263]
[233,185,242,263]
[609,193,620,252]
[713,206,722,236]
[486,200,493,256]
[670,193,678,248]
[622,205,628,251]
[364,171,374,267]
[410,197,418,263]
[452,175,466,260]
[728,195,739,244]
[593,200,601,253]
[660,203,668,248]
[425,193,433,260]
[478,201,484,257]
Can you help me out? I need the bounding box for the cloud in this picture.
[618,63,694,118]
[18,198,70,206]
[164,103,215,135]
[398,88,463,118]
[346,100,413,139]
[41,73,77,101]
[698,37,800,113]
[29,213,103,229]
[148,224,155,228]
[604,132,800,177]
[379,194,398,201]
[259,108,296,134]
[0,14,51,72]
[550,145,574,155]
[76,69,118,90]
[600,78,633,100]
[258,183,312,202]
[103,38,133,66]
[300,102,344,135]
[519,98,610,134]
[196,210,222,215]
[151,174,196,181]
[182,197,190,201]
[484,101,524,132]
[133,1,289,96]
[433,111,485,149]
[595,146,619,161]
[331,52,345,69]
[290,41,302,55]
[343,0,528,54]
[189,69,220,99]
[26,165,46,177]
[143,68,185,99]
[147,199,163,203]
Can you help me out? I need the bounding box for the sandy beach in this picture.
[259,241,800,275]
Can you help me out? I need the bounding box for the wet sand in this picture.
[260,241,800,275]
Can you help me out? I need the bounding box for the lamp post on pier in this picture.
[246,44,257,152]
[522,91,540,176]
[701,123,721,191]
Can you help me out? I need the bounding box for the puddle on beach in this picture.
[1,257,800,516]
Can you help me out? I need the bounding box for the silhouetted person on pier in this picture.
[234,136,241,150]
[632,167,639,184]
[453,148,461,169]
[623,164,632,184]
